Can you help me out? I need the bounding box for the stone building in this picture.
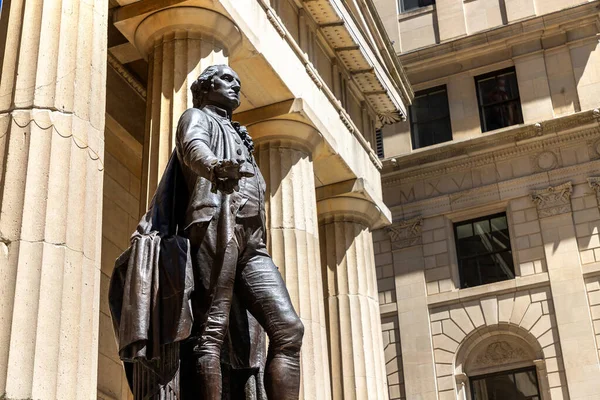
[0,0,411,399]
[373,0,600,400]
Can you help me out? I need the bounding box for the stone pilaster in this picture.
[0,0,108,398]
[532,182,600,399]
[134,7,242,209]
[251,119,332,400]
[318,197,388,400]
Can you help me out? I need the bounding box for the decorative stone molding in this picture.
[588,177,600,197]
[532,150,559,172]
[107,52,147,100]
[378,110,405,126]
[383,112,600,185]
[531,182,573,217]
[533,359,547,370]
[386,217,423,249]
[472,341,528,369]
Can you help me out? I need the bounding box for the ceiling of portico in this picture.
[106,0,411,124]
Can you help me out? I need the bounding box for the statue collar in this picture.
[202,105,231,120]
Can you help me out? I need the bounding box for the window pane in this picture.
[491,216,507,231]
[402,0,421,11]
[457,228,489,257]
[431,119,452,145]
[472,368,540,400]
[461,253,516,287]
[456,224,473,239]
[477,68,524,132]
[482,101,523,132]
[478,76,499,106]
[514,371,539,397]
[455,214,514,288]
[460,258,481,288]
[428,91,449,120]
[497,71,520,100]
[411,86,452,149]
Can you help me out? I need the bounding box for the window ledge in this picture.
[427,272,550,307]
[398,5,435,22]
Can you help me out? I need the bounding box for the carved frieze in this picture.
[472,341,528,369]
[387,217,423,249]
[531,182,573,217]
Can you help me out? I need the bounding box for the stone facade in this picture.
[0,0,408,399]
[374,1,600,400]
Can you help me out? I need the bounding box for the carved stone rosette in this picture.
[386,217,423,249]
[531,182,573,218]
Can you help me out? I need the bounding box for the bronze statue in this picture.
[109,65,303,400]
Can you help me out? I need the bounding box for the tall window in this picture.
[401,0,435,12]
[410,85,452,150]
[475,67,523,133]
[471,367,541,400]
[454,213,514,288]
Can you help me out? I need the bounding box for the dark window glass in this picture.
[471,367,541,400]
[410,85,452,149]
[475,67,524,133]
[375,129,384,159]
[455,213,514,288]
[401,0,435,12]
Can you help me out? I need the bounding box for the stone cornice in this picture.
[383,110,600,185]
[298,0,410,122]
[107,52,147,100]
[399,1,600,71]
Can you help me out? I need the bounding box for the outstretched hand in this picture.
[211,159,255,194]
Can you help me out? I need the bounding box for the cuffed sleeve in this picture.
[176,109,219,182]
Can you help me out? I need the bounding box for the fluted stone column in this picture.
[251,119,332,400]
[0,0,108,399]
[318,197,388,400]
[134,7,242,209]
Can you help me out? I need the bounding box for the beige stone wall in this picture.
[97,116,141,400]
[391,0,591,53]
[585,275,600,359]
[381,316,406,400]
[376,119,600,398]
[380,2,600,159]
[429,287,569,400]
[574,183,600,264]
[398,8,438,53]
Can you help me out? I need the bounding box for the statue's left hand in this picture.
[215,178,240,194]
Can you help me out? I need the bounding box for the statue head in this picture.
[191,65,241,113]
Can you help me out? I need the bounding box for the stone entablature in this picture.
[381,113,600,220]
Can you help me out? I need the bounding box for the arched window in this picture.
[454,331,549,400]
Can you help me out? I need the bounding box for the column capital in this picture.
[531,182,572,218]
[248,118,322,154]
[132,7,242,58]
[317,196,387,230]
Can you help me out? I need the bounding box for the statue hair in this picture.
[190,64,229,108]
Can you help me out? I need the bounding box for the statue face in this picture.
[205,66,241,112]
